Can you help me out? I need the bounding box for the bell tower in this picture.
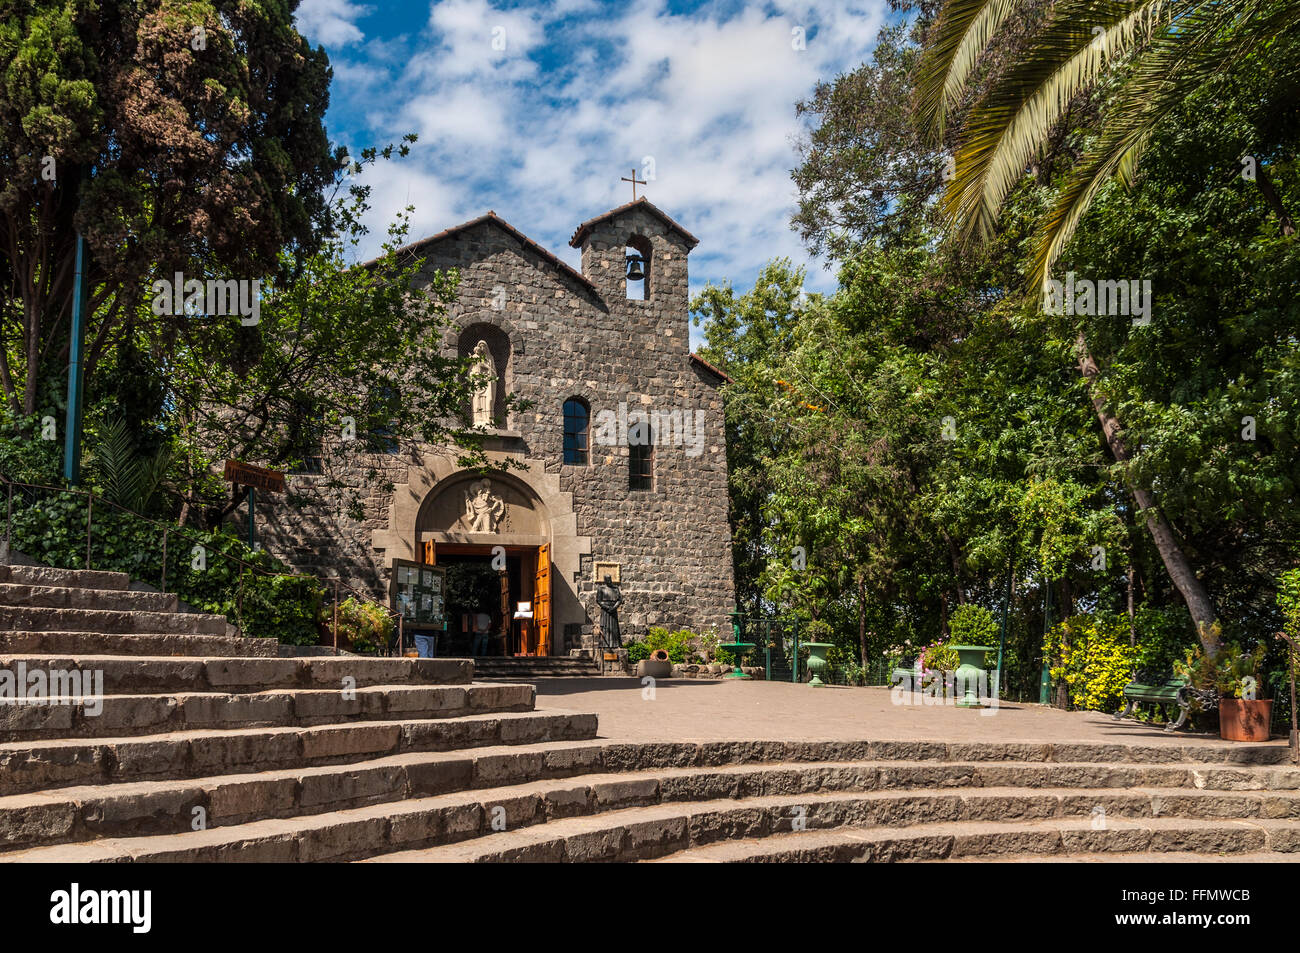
[569,198,698,336]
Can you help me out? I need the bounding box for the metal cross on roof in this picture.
[620,168,647,200]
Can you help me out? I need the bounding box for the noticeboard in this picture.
[390,559,447,628]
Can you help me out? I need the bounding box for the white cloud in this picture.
[320,0,892,343]
[295,0,371,47]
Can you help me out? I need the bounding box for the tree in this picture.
[0,0,337,417]
[918,0,1300,289]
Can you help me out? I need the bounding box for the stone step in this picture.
[0,735,613,852]
[470,657,600,678]
[2,745,1295,860]
[645,814,1300,863]
[0,582,177,613]
[0,710,600,796]
[0,604,230,636]
[938,850,1300,863]
[0,681,537,741]
[0,631,279,659]
[0,654,473,694]
[0,565,129,591]
[369,793,1300,863]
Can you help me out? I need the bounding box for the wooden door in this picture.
[534,543,551,657]
[422,540,435,565]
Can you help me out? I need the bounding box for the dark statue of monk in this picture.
[595,575,623,646]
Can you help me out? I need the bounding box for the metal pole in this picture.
[246,486,255,549]
[1290,642,1298,765]
[1039,578,1053,705]
[160,528,168,592]
[996,554,1012,679]
[792,617,800,683]
[63,232,88,486]
[85,493,92,569]
[1283,631,1299,765]
[333,582,339,656]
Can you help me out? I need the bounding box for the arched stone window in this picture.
[563,398,589,465]
[625,235,652,301]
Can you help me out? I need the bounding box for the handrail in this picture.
[0,471,406,656]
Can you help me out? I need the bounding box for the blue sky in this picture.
[293,0,892,348]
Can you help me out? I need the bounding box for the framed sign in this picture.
[390,558,447,627]
[593,562,620,583]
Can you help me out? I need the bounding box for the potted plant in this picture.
[636,648,673,679]
[1216,642,1271,742]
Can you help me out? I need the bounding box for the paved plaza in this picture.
[534,678,1291,752]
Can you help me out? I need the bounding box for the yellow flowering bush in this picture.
[1044,614,1139,713]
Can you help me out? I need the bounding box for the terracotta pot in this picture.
[650,649,670,662]
[1218,698,1272,742]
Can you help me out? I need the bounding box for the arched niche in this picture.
[415,470,550,546]
[457,323,511,427]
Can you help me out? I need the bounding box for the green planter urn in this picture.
[949,645,994,708]
[804,643,833,687]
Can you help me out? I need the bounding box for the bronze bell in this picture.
[625,254,646,282]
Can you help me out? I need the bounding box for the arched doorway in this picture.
[413,473,552,657]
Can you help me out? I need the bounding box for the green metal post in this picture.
[247,486,256,549]
[62,233,88,486]
[792,618,800,683]
[1038,578,1053,704]
[996,554,1012,679]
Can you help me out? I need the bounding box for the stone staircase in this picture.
[0,563,599,860]
[2,562,1298,863]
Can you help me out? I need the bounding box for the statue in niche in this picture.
[470,340,497,427]
[457,478,506,533]
[595,575,624,647]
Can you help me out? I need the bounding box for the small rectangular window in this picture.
[563,399,589,465]
[629,442,653,490]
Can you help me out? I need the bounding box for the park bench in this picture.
[1114,677,1191,731]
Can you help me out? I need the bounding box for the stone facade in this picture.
[254,199,736,651]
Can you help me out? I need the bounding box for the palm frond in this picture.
[942,0,1177,242]
[97,417,145,511]
[917,0,1029,138]
[1029,0,1291,289]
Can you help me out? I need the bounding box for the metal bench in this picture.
[1114,677,1191,731]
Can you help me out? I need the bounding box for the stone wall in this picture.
[250,203,736,648]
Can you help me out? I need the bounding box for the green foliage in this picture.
[1214,642,1269,700]
[89,416,171,513]
[0,0,337,416]
[921,642,960,672]
[1278,569,1300,642]
[642,627,698,664]
[1132,605,1194,681]
[1044,614,1139,713]
[333,597,395,656]
[7,487,323,644]
[948,604,998,647]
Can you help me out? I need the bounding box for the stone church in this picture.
[258,198,736,656]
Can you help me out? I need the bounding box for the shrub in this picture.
[332,597,395,655]
[1044,613,1138,713]
[8,489,325,645]
[1132,604,1194,681]
[948,604,998,647]
[643,626,696,663]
